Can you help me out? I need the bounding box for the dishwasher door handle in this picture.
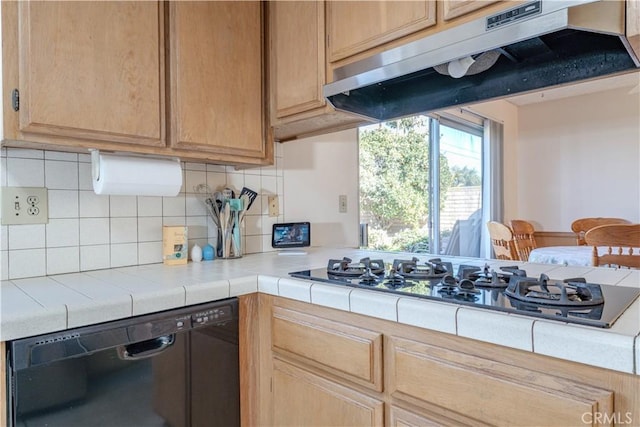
[117,334,176,360]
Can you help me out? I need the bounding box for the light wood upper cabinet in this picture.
[327,1,436,63]
[270,1,326,119]
[2,1,272,166]
[441,0,500,21]
[10,1,165,147]
[268,1,368,141]
[168,1,268,159]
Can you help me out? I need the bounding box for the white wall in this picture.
[515,86,640,231]
[282,128,360,248]
[465,101,520,222]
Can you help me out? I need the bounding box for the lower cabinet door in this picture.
[272,359,384,427]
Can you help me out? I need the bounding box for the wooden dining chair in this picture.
[510,219,537,262]
[584,224,640,269]
[570,217,631,246]
[486,221,518,260]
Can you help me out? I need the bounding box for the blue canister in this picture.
[202,244,215,261]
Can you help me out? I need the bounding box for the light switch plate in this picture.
[339,195,347,213]
[268,195,279,217]
[2,187,49,225]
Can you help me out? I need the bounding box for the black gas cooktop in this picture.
[289,257,640,328]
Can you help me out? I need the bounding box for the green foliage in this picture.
[451,165,481,186]
[367,227,430,252]
[359,117,429,230]
[391,228,430,253]
[359,116,454,230]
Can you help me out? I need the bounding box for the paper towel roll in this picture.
[92,151,182,196]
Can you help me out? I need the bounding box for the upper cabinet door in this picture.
[270,1,326,120]
[168,1,267,159]
[327,1,436,63]
[17,1,165,147]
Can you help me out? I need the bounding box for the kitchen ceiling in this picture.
[505,70,640,106]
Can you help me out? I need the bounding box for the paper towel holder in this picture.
[90,149,183,197]
[90,149,182,183]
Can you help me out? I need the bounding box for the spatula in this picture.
[239,187,258,211]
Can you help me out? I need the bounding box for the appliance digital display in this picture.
[272,222,310,248]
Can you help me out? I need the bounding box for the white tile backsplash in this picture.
[45,160,79,190]
[1,158,6,187]
[1,251,8,280]
[137,196,163,217]
[1,226,7,250]
[138,217,163,242]
[8,224,46,249]
[47,247,80,275]
[7,148,44,159]
[46,218,80,247]
[8,248,46,278]
[110,217,138,244]
[109,195,137,217]
[226,173,245,192]
[110,243,138,268]
[49,190,80,218]
[261,175,277,194]
[138,241,162,265]
[45,151,77,161]
[185,195,207,216]
[80,245,110,271]
[186,216,207,239]
[78,162,93,190]
[185,170,206,193]
[80,218,110,245]
[79,191,109,217]
[162,195,186,217]
[1,147,281,278]
[7,158,45,186]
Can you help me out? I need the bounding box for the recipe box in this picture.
[163,226,188,265]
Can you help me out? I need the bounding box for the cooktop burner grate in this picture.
[290,261,640,328]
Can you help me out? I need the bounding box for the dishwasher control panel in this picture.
[191,304,233,327]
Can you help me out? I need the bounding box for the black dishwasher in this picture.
[6,298,239,427]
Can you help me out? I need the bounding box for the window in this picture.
[359,112,493,257]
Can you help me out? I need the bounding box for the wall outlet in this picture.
[268,195,279,217]
[339,195,347,213]
[2,187,49,225]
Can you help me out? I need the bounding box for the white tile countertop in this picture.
[1,247,639,375]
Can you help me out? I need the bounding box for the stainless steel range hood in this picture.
[324,0,639,121]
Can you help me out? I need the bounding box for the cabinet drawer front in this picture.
[327,1,436,63]
[388,337,614,426]
[441,0,500,21]
[272,306,383,391]
[273,359,384,427]
[389,404,487,427]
